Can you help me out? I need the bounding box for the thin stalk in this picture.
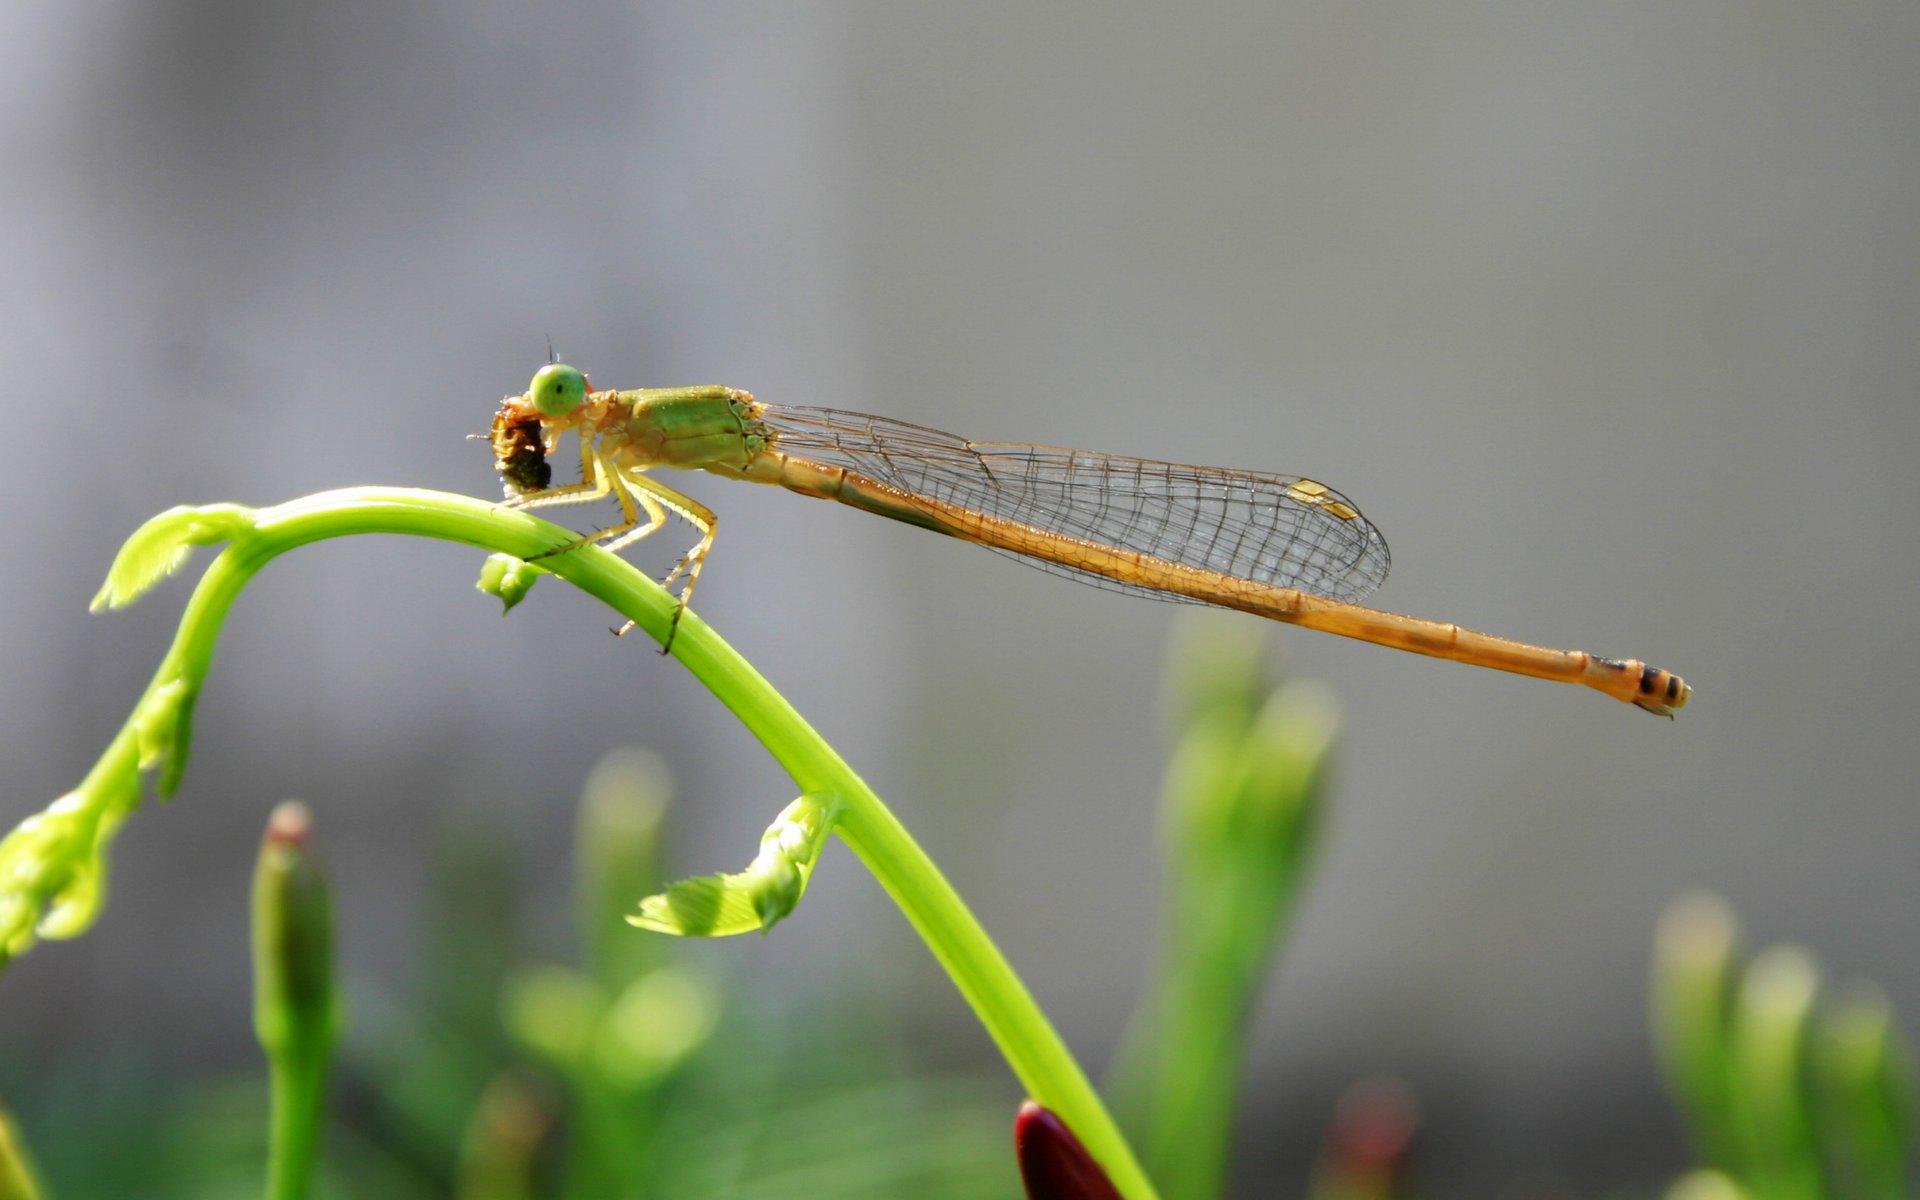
[265,1065,327,1200]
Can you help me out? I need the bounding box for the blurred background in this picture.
[1,1,1915,1193]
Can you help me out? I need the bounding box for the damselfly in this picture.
[490,364,1688,716]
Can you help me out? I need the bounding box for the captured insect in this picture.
[490,363,1689,715]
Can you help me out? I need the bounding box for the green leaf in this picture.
[90,503,253,611]
[1729,946,1822,1199]
[1651,892,1745,1172]
[629,793,840,937]
[1819,985,1913,1199]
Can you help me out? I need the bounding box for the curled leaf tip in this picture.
[628,793,839,938]
[1014,1101,1123,1200]
[477,553,545,614]
[90,503,254,612]
[0,791,129,966]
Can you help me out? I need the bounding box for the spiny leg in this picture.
[600,486,669,555]
[526,449,641,561]
[600,485,672,637]
[623,472,718,654]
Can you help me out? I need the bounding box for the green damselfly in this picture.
[490,364,1688,715]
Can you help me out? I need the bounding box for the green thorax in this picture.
[610,386,767,471]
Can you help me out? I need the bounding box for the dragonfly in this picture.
[489,363,1689,716]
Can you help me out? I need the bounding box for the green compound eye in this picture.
[528,363,588,418]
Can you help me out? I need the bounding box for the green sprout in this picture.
[252,801,340,1200]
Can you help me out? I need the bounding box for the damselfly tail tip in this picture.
[1631,669,1689,718]
[1587,654,1688,717]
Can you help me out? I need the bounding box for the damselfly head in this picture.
[490,402,551,496]
[528,362,588,418]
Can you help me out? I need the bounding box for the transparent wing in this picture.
[757,405,1390,605]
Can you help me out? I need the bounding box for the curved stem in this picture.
[85,488,1158,1199]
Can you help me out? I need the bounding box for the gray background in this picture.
[2,1,1915,1192]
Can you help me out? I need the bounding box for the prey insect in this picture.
[490,363,1689,714]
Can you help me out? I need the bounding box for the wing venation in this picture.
[757,405,1391,605]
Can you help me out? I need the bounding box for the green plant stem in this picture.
[90,487,1157,1200]
[265,1062,327,1200]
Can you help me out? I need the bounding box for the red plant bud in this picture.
[1015,1101,1123,1200]
[1323,1076,1418,1192]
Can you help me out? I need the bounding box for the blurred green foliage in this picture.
[2,751,1010,1199]
[1111,615,1341,1200]
[0,1100,43,1200]
[1653,893,1915,1200]
[1,622,1911,1199]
